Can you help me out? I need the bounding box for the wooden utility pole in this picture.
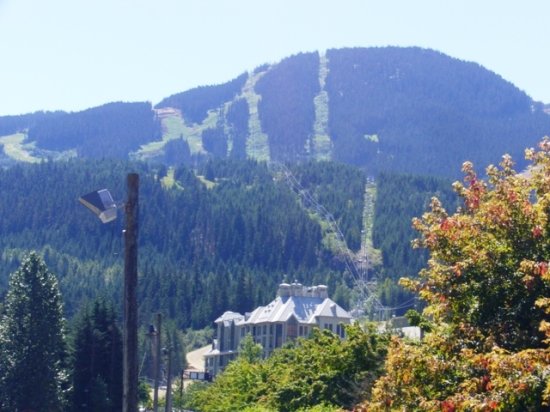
[179,369,184,408]
[153,313,162,412]
[165,343,173,412]
[124,173,139,412]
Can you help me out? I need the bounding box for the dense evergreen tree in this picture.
[4,48,550,178]
[0,157,461,327]
[0,157,459,329]
[289,161,366,251]
[325,47,550,176]
[27,102,161,159]
[255,52,320,161]
[372,172,459,281]
[0,111,63,136]
[163,136,191,166]
[201,124,228,158]
[226,98,249,159]
[156,73,248,124]
[0,159,355,329]
[70,298,123,412]
[0,252,67,411]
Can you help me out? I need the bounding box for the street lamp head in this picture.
[78,189,118,223]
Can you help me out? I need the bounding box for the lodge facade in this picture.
[204,282,352,377]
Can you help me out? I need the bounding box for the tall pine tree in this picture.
[71,298,123,412]
[0,252,67,411]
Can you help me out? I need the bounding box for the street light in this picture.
[78,188,118,223]
[79,173,139,412]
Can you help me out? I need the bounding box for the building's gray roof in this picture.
[244,295,351,325]
[214,311,245,326]
[311,298,352,320]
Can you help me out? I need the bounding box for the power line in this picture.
[269,161,387,317]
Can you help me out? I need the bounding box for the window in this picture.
[287,317,298,339]
[275,324,283,347]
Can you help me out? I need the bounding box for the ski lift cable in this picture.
[138,346,148,378]
[276,162,364,282]
[273,162,372,287]
[269,161,385,311]
[375,297,417,312]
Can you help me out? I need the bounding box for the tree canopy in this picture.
[363,138,550,411]
[0,158,369,328]
[70,298,123,412]
[326,47,550,176]
[186,324,388,412]
[0,252,68,411]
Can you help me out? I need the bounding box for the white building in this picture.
[204,282,352,377]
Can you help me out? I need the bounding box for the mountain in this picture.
[2,47,549,177]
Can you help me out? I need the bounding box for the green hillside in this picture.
[2,47,549,177]
[0,159,370,328]
[325,47,550,176]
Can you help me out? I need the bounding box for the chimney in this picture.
[277,283,291,298]
[291,282,303,297]
[317,285,328,299]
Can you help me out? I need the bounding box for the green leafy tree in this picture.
[0,252,68,411]
[238,333,263,363]
[262,325,387,411]
[138,380,152,408]
[71,298,123,412]
[188,324,387,411]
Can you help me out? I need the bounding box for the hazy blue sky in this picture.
[1,0,549,116]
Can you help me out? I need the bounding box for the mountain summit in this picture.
[1,47,549,176]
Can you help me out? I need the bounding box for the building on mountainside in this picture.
[204,282,352,377]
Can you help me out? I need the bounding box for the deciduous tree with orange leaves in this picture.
[362,138,550,411]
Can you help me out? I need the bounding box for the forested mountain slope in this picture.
[0,102,160,160]
[27,102,161,158]
[0,155,465,324]
[0,159,367,328]
[2,47,548,177]
[325,47,550,175]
